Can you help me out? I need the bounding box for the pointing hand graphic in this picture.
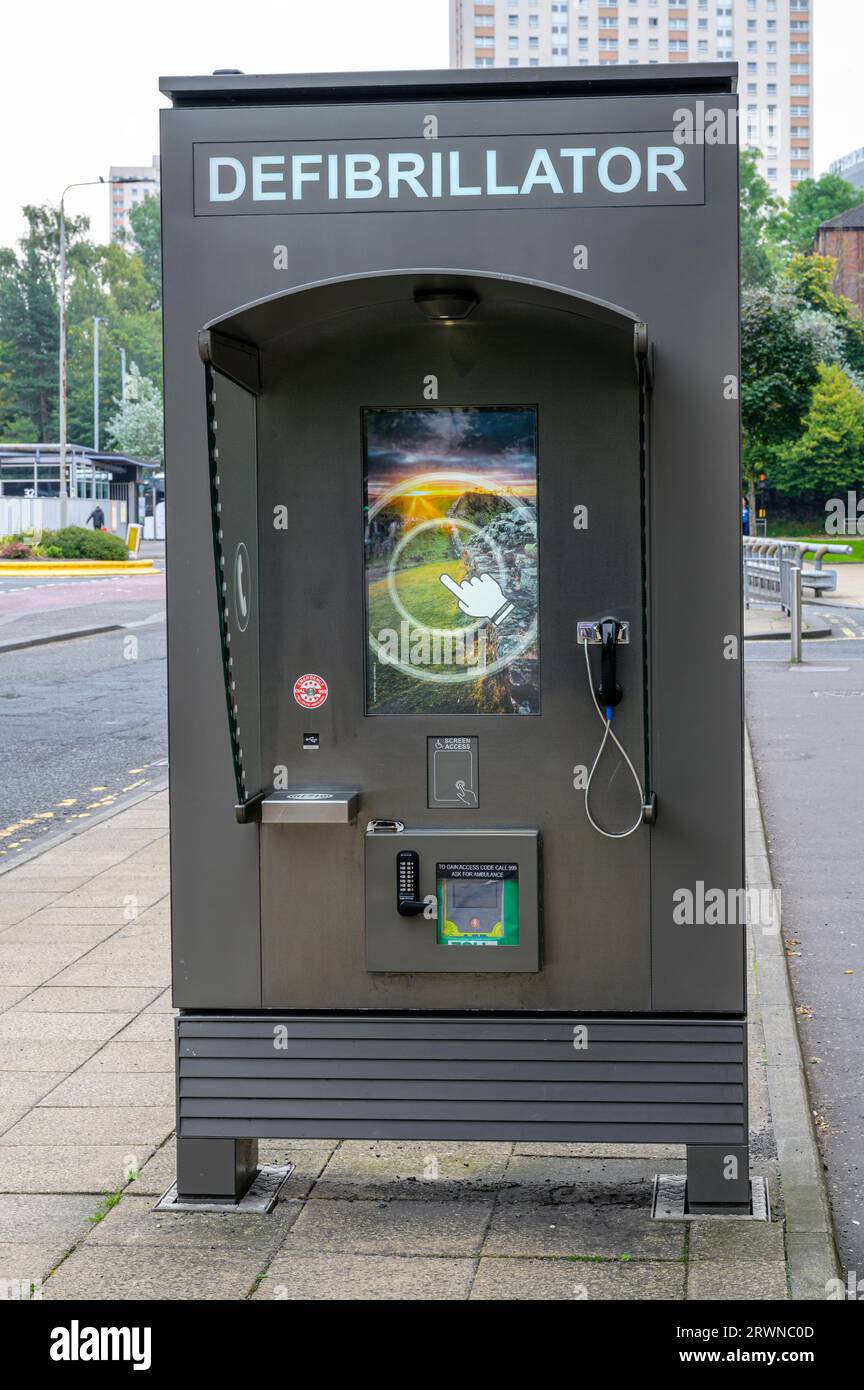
[440,572,514,625]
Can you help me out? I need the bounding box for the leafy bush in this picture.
[39,526,128,561]
[0,540,33,559]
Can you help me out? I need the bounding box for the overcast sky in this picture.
[0,0,859,248]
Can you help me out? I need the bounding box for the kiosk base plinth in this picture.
[685,1144,751,1211]
[175,1136,259,1203]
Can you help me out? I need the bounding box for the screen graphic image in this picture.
[363,407,539,716]
[436,862,520,947]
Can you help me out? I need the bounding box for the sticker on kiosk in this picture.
[436,862,519,947]
[293,674,329,710]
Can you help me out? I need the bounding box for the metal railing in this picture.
[743,537,853,663]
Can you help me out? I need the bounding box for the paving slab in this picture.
[0,1145,158,1194]
[500,1154,678,1200]
[48,950,170,989]
[42,1246,263,1300]
[313,1140,513,1199]
[0,1245,63,1290]
[16,986,158,1013]
[483,1201,685,1261]
[512,1141,686,1160]
[687,1260,789,1301]
[86,1193,300,1253]
[280,1197,494,1257]
[688,1219,787,1264]
[0,944,89,986]
[0,1193,98,1255]
[125,1142,180,1197]
[0,1073,66,1107]
[253,1145,338,1200]
[254,1252,476,1301]
[0,1105,174,1148]
[0,893,61,926]
[112,1014,175,1043]
[79,1040,174,1072]
[0,1041,102,1072]
[38,1073,174,1107]
[470,1257,687,1301]
[0,1011,130,1042]
[0,921,121,947]
[0,987,31,1013]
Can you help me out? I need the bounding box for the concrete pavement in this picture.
[0,779,837,1300]
[746,650,864,1276]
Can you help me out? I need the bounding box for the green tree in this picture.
[768,172,861,256]
[105,363,163,462]
[0,201,163,449]
[785,253,864,376]
[125,195,161,309]
[740,284,821,523]
[0,208,65,440]
[739,149,779,289]
[772,363,864,499]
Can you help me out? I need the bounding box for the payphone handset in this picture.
[578,617,649,840]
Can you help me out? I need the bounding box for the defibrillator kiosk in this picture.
[160,63,748,1211]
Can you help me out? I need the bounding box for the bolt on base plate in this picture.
[154,1163,295,1214]
[651,1173,771,1222]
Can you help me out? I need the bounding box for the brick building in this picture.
[814,205,864,315]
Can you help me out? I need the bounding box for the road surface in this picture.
[0,570,167,863]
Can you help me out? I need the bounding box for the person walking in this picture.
[86,503,105,530]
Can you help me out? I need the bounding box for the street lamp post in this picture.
[58,175,156,525]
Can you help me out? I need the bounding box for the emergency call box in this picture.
[161,63,749,1208]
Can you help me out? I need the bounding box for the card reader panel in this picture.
[365,828,540,973]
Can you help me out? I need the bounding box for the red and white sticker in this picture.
[293,673,329,710]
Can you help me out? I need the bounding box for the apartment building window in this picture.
[528,35,539,47]
[508,13,518,25]
[528,14,538,26]
[600,38,618,49]
[509,57,519,65]
[475,57,494,66]
[552,45,569,55]
[475,37,495,47]
[509,35,518,47]
[670,41,688,51]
